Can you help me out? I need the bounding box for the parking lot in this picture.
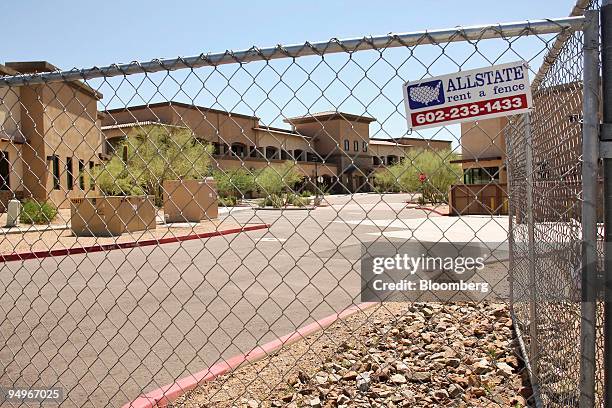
[0,193,509,406]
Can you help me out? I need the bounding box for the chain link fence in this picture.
[506,1,602,407]
[0,2,603,407]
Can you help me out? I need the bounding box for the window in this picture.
[78,160,85,190]
[353,141,359,152]
[0,151,9,190]
[66,157,74,190]
[362,141,368,152]
[48,155,60,190]
[89,161,95,189]
[463,167,500,184]
[343,140,349,151]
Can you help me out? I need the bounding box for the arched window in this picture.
[343,140,349,151]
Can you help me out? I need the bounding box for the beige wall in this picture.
[20,83,102,208]
[369,143,411,161]
[396,138,451,151]
[0,86,21,136]
[293,119,371,158]
[256,130,312,153]
[460,117,507,160]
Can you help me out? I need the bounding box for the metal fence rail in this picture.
[0,3,603,408]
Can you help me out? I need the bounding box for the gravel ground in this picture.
[172,302,531,408]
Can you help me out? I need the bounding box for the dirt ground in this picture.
[171,302,531,408]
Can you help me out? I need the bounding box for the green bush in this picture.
[258,193,308,208]
[286,193,307,207]
[218,196,237,207]
[255,163,303,196]
[214,168,255,200]
[20,200,58,224]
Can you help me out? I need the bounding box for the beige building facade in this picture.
[102,105,451,193]
[0,61,104,210]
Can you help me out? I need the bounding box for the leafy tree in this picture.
[374,149,461,202]
[214,168,256,200]
[255,162,303,196]
[96,125,213,205]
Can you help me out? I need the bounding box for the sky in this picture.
[1,0,580,144]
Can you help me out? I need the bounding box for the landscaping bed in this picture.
[171,302,530,407]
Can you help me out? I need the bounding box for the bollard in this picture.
[5,199,21,228]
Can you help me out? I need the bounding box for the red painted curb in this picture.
[0,224,270,263]
[122,302,377,408]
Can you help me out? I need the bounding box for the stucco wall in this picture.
[460,117,507,160]
[20,83,102,208]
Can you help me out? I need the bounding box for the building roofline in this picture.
[0,64,19,76]
[284,111,376,125]
[5,61,60,73]
[4,61,103,100]
[369,139,412,147]
[103,101,260,121]
[253,126,312,139]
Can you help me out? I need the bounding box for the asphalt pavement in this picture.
[0,193,510,407]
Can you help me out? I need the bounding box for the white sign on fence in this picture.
[403,61,533,130]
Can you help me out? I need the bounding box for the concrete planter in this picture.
[162,178,218,223]
[70,195,156,237]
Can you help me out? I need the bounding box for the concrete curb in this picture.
[406,204,449,216]
[122,301,377,408]
[0,224,270,263]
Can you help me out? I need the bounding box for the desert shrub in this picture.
[373,149,461,202]
[255,163,303,196]
[96,125,213,205]
[214,168,255,200]
[20,200,58,224]
[286,193,308,207]
[258,193,308,208]
[218,196,237,207]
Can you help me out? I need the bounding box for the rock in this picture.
[406,371,431,382]
[448,384,462,398]
[315,375,328,385]
[337,394,351,404]
[309,396,321,407]
[432,389,449,400]
[472,359,491,374]
[356,372,371,392]
[246,399,259,408]
[390,373,407,384]
[298,370,310,383]
[496,362,514,376]
[445,358,461,368]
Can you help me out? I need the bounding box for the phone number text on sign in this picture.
[403,61,533,130]
[412,95,528,127]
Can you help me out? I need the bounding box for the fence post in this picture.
[581,9,599,408]
[602,0,612,407]
[523,112,539,382]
